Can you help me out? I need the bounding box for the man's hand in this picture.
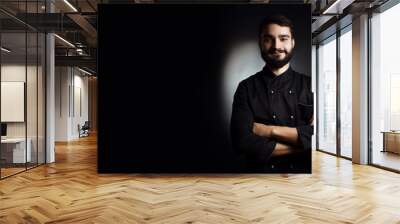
[271,143,305,157]
[309,115,314,125]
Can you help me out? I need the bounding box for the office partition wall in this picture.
[0,1,46,179]
[0,31,28,177]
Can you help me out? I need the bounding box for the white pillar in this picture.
[352,14,369,164]
[46,1,55,163]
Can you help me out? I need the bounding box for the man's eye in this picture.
[280,38,289,41]
[264,38,272,42]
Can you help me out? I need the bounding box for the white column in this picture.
[46,0,55,163]
[352,14,369,164]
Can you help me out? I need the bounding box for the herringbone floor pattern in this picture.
[1,134,400,223]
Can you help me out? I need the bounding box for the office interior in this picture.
[0,0,400,222]
[0,0,97,179]
[313,0,400,172]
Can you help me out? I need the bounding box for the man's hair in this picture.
[258,14,295,39]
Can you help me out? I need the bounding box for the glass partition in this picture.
[0,1,46,179]
[317,35,337,155]
[0,31,28,177]
[27,30,38,169]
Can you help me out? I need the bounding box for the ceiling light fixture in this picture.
[54,34,75,48]
[63,0,78,12]
[1,47,11,53]
[322,0,343,14]
[78,67,92,76]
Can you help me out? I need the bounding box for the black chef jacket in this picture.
[231,66,313,173]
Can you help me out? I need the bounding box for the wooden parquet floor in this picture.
[1,134,400,223]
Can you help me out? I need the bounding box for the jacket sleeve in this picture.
[230,81,277,162]
[296,125,313,150]
[296,77,314,151]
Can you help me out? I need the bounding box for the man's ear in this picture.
[292,38,295,48]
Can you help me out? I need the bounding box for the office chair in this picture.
[79,121,90,138]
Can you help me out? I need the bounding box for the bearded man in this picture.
[231,14,314,173]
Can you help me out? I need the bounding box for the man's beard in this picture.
[261,48,294,69]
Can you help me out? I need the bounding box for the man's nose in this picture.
[272,38,283,49]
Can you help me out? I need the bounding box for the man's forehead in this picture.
[262,24,292,36]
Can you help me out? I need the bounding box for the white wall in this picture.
[72,72,89,138]
[55,66,70,141]
[55,66,89,141]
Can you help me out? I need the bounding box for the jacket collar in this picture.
[261,64,293,83]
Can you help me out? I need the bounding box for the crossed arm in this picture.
[252,116,314,157]
[231,82,313,161]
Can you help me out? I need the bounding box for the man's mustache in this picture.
[268,49,286,54]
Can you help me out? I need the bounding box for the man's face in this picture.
[260,23,295,69]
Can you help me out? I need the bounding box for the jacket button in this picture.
[270,90,274,94]
[290,115,294,119]
[289,90,292,94]
[273,115,276,119]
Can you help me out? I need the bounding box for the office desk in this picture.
[1,138,32,163]
[381,131,400,154]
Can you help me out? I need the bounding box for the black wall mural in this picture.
[98,4,312,173]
